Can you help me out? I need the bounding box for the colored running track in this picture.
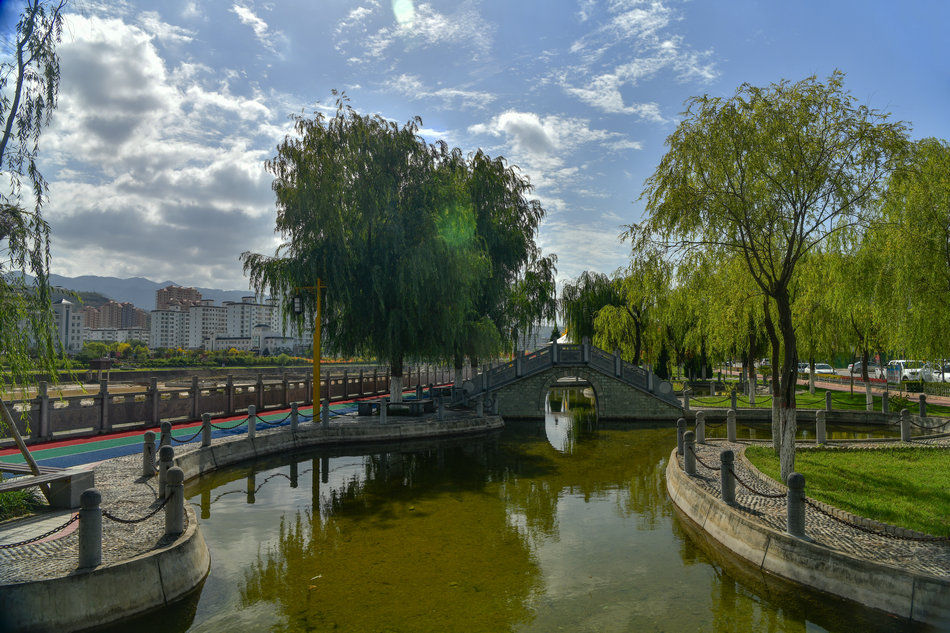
[0,398,372,470]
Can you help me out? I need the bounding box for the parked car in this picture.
[922,362,950,383]
[847,361,884,379]
[797,362,808,373]
[802,363,835,374]
[886,360,923,382]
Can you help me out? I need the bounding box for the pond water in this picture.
[99,391,928,633]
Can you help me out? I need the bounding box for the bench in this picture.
[357,400,382,416]
[0,463,94,509]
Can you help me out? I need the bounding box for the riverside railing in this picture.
[2,364,471,445]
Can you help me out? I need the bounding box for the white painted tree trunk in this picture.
[771,398,781,454]
[808,371,815,394]
[865,381,873,411]
[389,376,403,403]
[779,407,797,481]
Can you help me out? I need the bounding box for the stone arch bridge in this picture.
[461,342,683,420]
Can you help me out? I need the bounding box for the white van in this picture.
[886,360,923,382]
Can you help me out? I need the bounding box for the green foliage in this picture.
[242,96,551,374]
[559,271,620,344]
[0,488,43,521]
[877,138,950,358]
[0,1,69,407]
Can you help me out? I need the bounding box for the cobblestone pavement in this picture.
[684,439,950,580]
[0,454,178,584]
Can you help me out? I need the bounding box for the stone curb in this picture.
[665,449,950,627]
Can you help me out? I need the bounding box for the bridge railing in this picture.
[490,362,517,387]
[524,347,552,373]
[557,344,583,363]
[590,347,614,375]
[621,360,648,389]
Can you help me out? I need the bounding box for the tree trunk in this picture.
[808,357,815,394]
[861,348,870,383]
[453,354,464,388]
[762,298,781,454]
[389,358,403,403]
[774,287,798,481]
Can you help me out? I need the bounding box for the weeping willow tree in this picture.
[634,72,907,479]
[448,149,557,373]
[558,270,621,345]
[1,1,69,480]
[242,96,486,400]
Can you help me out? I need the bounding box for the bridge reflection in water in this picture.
[94,398,923,633]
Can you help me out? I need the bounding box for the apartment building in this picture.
[84,328,150,345]
[224,296,280,337]
[156,285,202,310]
[149,307,186,349]
[186,300,227,348]
[52,299,85,353]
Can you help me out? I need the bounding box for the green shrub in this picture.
[0,489,43,521]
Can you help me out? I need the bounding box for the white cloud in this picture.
[231,4,287,55]
[560,0,718,118]
[337,2,493,64]
[384,74,496,110]
[40,12,296,288]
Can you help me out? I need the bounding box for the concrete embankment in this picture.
[0,414,502,632]
[665,449,950,628]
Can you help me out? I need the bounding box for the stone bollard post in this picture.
[158,445,174,498]
[882,389,889,414]
[816,410,826,445]
[475,396,484,417]
[709,379,715,396]
[321,398,330,428]
[825,390,832,412]
[683,431,696,475]
[676,418,686,456]
[436,396,445,421]
[683,387,690,411]
[165,467,185,536]
[160,421,172,448]
[416,383,423,400]
[720,450,736,505]
[201,413,212,447]
[786,472,806,539]
[290,403,299,433]
[247,405,257,440]
[379,398,387,425]
[142,431,157,477]
[695,410,706,444]
[919,394,927,418]
[726,409,737,443]
[78,488,102,568]
[730,389,737,410]
[900,408,910,442]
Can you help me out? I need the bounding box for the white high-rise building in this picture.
[185,300,226,349]
[224,296,280,338]
[52,299,85,353]
[149,307,186,349]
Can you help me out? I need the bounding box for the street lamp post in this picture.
[293,280,326,418]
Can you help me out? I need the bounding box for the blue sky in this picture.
[23,0,950,290]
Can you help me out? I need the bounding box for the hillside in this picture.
[12,273,253,310]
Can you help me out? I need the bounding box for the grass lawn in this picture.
[692,386,950,417]
[745,445,950,537]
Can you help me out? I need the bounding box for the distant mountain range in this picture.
[14,273,253,310]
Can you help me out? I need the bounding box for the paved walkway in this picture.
[685,438,950,580]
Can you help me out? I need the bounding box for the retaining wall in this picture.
[665,449,950,627]
[0,504,209,633]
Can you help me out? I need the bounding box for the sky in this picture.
[10,0,950,290]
